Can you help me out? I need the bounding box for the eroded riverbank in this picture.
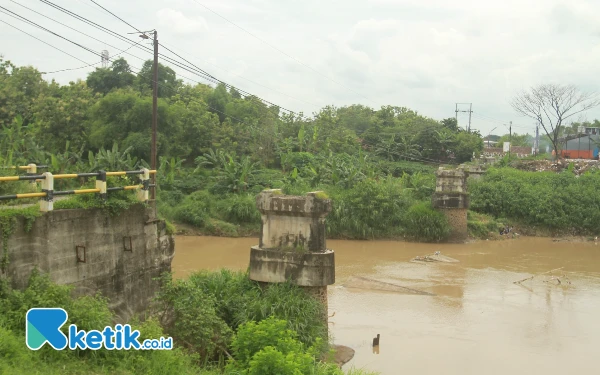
[172,236,600,375]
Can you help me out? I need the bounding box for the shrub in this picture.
[327,178,413,239]
[216,194,261,224]
[154,274,233,362]
[179,271,328,351]
[204,219,239,237]
[469,167,600,235]
[225,317,338,375]
[403,202,451,242]
[173,190,214,227]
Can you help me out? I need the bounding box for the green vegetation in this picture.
[467,211,505,239]
[0,270,377,375]
[1,57,485,242]
[469,167,600,235]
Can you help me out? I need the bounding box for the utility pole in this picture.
[455,103,473,132]
[468,103,472,132]
[151,30,158,200]
[508,121,512,159]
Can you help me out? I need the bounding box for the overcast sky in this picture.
[2,0,600,136]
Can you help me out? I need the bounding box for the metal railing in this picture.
[0,168,157,212]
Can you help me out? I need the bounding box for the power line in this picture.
[43,41,142,74]
[189,0,379,107]
[472,113,532,131]
[0,17,91,65]
[11,0,152,68]
[82,0,302,114]
[0,6,102,58]
[158,43,298,114]
[157,41,321,110]
[38,0,300,116]
[1,16,449,167]
[87,0,143,34]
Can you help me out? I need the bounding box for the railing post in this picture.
[96,170,107,201]
[27,163,37,184]
[40,172,54,212]
[137,168,149,203]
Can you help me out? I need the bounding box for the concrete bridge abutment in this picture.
[248,189,335,324]
[432,166,470,242]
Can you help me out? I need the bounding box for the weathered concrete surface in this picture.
[432,167,469,241]
[1,202,174,321]
[463,164,485,180]
[249,245,334,286]
[257,189,331,253]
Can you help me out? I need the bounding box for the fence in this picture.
[0,167,157,212]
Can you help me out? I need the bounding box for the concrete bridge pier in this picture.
[432,166,470,242]
[248,189,335,324]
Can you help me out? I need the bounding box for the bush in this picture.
[467,211,504,239]
[167,270,328,352]
[216,194,261,224]
[204,218,239,237]
[173,190,213,227]
[403,202,451,242]
[469,167,600,235]
[154,274,233,363]
[327,178,414,239]
[225,317,338,375]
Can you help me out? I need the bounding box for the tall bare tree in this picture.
[511,84,600,158]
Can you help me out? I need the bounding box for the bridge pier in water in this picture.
[432,166,470,242]
[248,189,335,326]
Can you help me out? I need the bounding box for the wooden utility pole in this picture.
[151,30,158,200]
[508,121,512,159]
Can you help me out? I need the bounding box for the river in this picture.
[172,236,600,375]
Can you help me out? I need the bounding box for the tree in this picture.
[86,58,135,95]
[441,117,459,132]
[511,84,600,157]
[136,60,181,98]
[0,58,46,127]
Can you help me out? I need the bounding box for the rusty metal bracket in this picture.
[123,236,132,252]
[76,245,86,263]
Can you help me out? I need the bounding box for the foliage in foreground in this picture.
[153,269,329,362]
[0,270,205,375]
[0,270,378,375]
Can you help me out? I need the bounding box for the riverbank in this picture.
[170,234,600,374]
[172,221,598,244]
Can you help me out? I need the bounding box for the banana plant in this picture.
[95,143,137,172]
[159,156,186,184]
[194,149,229,172]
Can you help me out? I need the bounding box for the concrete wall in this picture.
[1,202,174,321]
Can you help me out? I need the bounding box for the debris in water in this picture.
[411,251,459,263]
[372,334,380,347]
[343,276,435,296]
[513,267,572,285]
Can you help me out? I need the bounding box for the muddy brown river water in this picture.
[172,236,600,375]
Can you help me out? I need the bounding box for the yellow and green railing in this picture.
[0,166,157,212]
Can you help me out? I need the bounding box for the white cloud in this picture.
[156,8,209,34]
[4,0,600,135]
